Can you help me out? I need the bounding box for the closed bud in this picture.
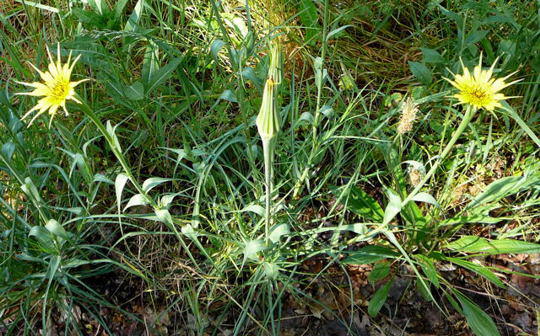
[256,78,280,141]
[256,42,282,141]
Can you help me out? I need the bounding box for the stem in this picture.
[403,106,476,205]
[263,139,273,244]
[77,100,157,208]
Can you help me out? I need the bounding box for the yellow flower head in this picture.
[445,55,520,111]
[16,44,87,127]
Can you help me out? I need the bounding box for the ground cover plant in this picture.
[0,0,539,335]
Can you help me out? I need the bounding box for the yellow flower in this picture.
[445,56,520,111]
[16,44,87,127]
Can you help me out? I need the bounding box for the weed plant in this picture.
[0,0,539,335]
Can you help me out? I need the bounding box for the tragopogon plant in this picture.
[256,42,281,244]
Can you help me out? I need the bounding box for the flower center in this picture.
[472,89,486,99]
[49,78,70,103]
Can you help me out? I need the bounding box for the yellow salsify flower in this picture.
[445,55,521,111]
[16,44,87,127]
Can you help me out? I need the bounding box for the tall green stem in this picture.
[403,106,476,205]
[263,139,273,244]
[77,100,156,208]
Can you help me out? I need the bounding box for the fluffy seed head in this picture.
[397,97,418,135]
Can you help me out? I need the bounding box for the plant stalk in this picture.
[403,106,476,206]
[263,138,273,244]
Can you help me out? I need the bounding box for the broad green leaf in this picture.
[142,42,159,88]
[368,278,393,317]
[21,177,43,204]
[456,292,501,336]
[446,236,540,255]
[142,177,173,193]
[416,278,432,301]
[218,89,238,103]
[415,255,440,287]
[2,142,15,159]
[342,245,398,265]
[114,0,130,18]
[411,192,439,206]
[155,209,173,226]
[146,57,182,94]
[269,224,290,243]
[408,61,432,85]
[368,261,391,284]
[244,240,265,261]
[465,30,488,45]
[466,172,540,210]
[298,0,320,43]
[421,48,444,63]
[342,186,384,222]
[115,174,129,212]
[29,226,55,252]
[383,189,401,225]
[241,204,265,216]
[446,257,505,288]
[124,81,145,100]
[45,219,69,241]
[210,39,226,60]
[124,194,150,210]
[124,0,144,31]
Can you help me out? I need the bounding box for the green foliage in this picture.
[0,0,539,335]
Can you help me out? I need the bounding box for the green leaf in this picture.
[155,208,173,226]
[342,245,398,265]
[383,189,401,225]
[124,194,150,210]
[210,39,226,60]
[29,226,55,252]
[421,48,444,63]
[142,42,159,89]
[466,172,540,210]
[342,186,384,222]
[146,57,182,94]
[21,177,43,204]
[465,30,488,46]
[446,236,540,255]
[415,255,440,287]
[115,173,129,213]
[456,292,501,336]
[124,0,144,32]
[501,103,540,148]
[408,61,432,85]
[1,142,15,159]
[368,278,393,317]
[411,192,439,206]
[298,0,320,43]
[125,81,145,100]
[269,224,290,243]
[45,219,69,241]
[244,240,265,261]
[368,261,391,284]
[446,257,505,288]
[142,177,173,193]
[326,25,352,41]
